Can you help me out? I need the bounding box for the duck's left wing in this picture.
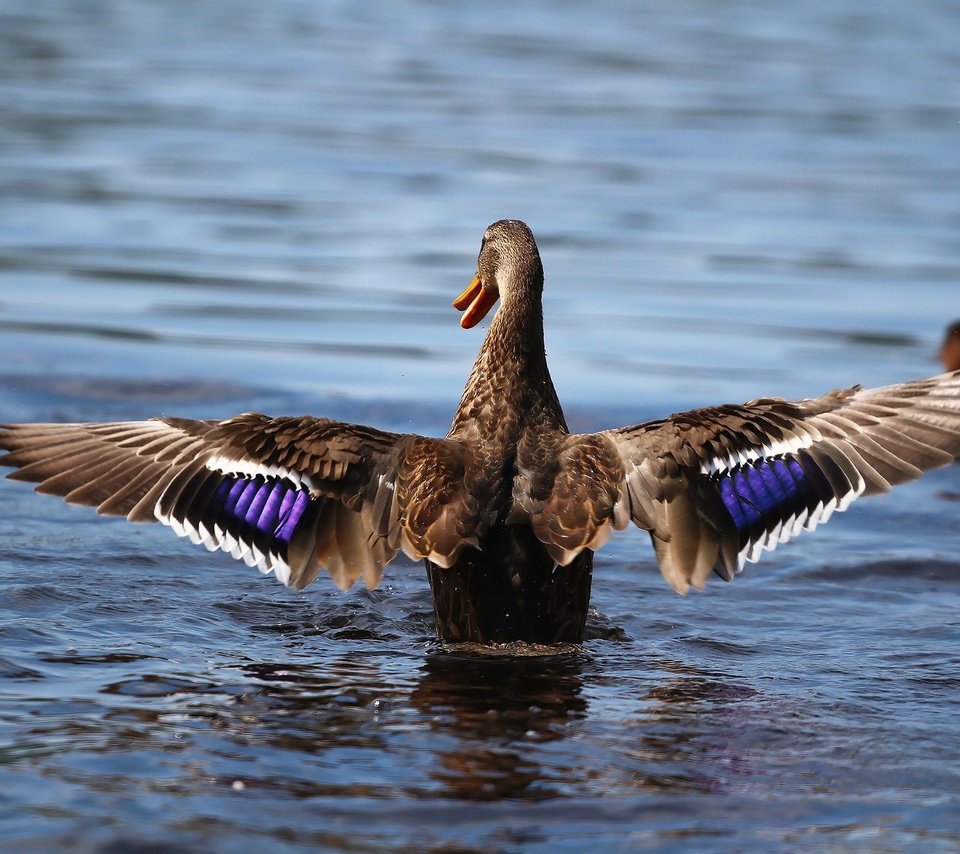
[0,414,483,591]
[516,371,960,593]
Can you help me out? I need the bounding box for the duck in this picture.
[941,320,960,372]
[2,219,959,645]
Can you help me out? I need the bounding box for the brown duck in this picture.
[2,220,960,644]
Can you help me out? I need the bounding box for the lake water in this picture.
[1,1,959,851]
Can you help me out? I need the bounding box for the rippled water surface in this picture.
[2,2,959,851]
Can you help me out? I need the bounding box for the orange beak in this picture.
[453,275,499,329]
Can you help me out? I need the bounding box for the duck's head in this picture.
[453,220,543,329]
[941,320,960,373]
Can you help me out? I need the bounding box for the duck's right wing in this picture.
[512,371,960,593]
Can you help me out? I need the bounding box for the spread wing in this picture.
[0,414,491,590]
[512,371,960,593]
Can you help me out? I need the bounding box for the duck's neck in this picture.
[449,276,566,441]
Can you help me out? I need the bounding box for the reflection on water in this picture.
[18,645,767,807]
[2,0,960,850]
[412,652,590,801]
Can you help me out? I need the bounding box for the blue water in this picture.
[1,1,959,851]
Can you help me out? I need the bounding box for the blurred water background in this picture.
[1,1,959,851]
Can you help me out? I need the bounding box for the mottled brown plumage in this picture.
[2,219,960,644]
